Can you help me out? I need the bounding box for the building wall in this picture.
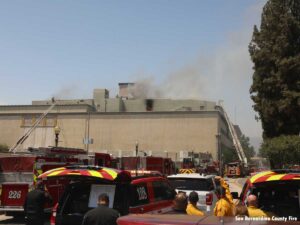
[55,114,87,148]
[59,112,223,159]
[0,87,236,160]
[86,113,219,159]
[0,115,24,148]
[120,99,217,113]
[0,112,230,159]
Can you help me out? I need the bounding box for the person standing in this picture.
[166,192,188,214]
[234,203,249,217]
[213,186,233,217]
[215,176,233,205]
[23,181,53,225]
[82,193,119,225]
[186,191,204,216]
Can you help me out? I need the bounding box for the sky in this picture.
[0,0,266,149]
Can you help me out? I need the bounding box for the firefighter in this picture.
[247,195,268,217]
[214,186,233,217]
[215,176,233,204]
[186,191,204,216]
[23,181,53,225]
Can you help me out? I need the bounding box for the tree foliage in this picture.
[259,135,300,168]
[222,134,255,164]
[249,0,300,138]
[240,134,256,160]
[222,146,238,165]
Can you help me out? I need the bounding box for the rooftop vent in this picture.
[118,83,135,99]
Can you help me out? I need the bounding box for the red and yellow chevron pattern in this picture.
[250,170,300,184]
[179,168,196,174]
[38,167,119,181]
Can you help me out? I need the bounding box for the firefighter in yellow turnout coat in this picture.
[215,176,233,204]
[214,186,234,217]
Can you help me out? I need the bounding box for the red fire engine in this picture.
[180,152,218,175]
[118,156,175,175]
[93,154,175,176]
[93,153,119,168]
[0,147,87,216]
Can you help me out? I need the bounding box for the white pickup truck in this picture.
[167,173,218,213]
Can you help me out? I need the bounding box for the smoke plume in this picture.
[52,84,85,100]
[130,1,265,103]
[130,1,265,143]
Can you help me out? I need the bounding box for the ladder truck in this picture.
[219,105,249,177]
[0,147,87,217]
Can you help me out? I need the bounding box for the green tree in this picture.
[222,146,238,165]
[259,135,300,168]
[222,135,255,164]
[240,134,256,160]
[249,0,300,138]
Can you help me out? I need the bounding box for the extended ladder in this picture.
[220,106,248,166]
[9,99,56,153]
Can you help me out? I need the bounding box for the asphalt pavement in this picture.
[0,215,25,225]
[0,214,50,225]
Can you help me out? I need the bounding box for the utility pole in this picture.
[87,112,90,154]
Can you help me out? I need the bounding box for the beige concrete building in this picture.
[0,83,235,160]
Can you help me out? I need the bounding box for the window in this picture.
[130,183,149,207]
[169,178,213,191]
[252,182,300,218]
[240,181,249,202]
[62,184,91,215]
[21,115,56,127]
[152,181,175,201]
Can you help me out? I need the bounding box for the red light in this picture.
[206,193,213,205]
[50,203,58,225]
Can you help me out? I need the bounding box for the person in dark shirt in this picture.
[82,193,120,225]
[23,181,53,225]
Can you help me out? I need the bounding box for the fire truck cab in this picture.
[225,161,245,177]
[0,147,87,216]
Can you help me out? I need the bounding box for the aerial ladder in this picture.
[9,98,56,154]
[219,105,248,176]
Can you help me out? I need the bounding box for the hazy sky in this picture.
[0,0,266,149]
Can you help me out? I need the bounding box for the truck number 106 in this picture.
[8,190,22,199]
[137,187,147,200]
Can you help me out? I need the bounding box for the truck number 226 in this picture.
[8,190,22,199]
